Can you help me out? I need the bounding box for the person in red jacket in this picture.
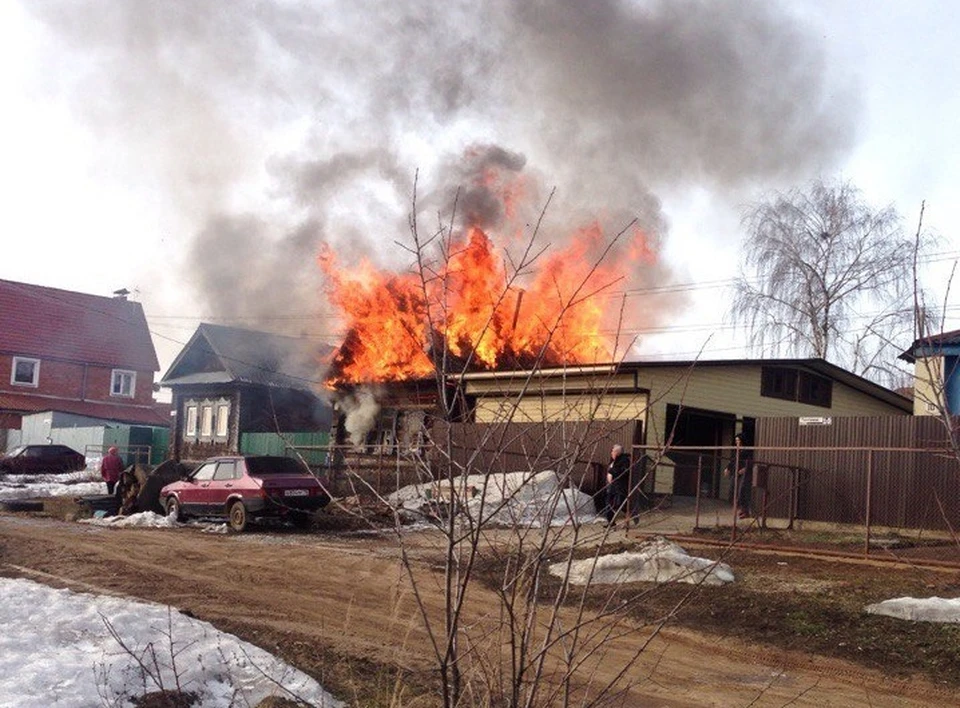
[100,446,124,495]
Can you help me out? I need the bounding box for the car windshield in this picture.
[5,446,26,457]
[245,456,311,477]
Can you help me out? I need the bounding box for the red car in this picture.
[160,455,330,532]
[0,445,86,474]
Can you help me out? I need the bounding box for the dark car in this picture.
[160,455,330,532]
[0,444,86,474]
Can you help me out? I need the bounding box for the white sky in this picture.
[2,1,959,377]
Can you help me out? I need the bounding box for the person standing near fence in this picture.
[725,433,753,519]
[604,444,631,526]
[100,446,123,495]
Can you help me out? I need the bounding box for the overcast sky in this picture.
[2,0,958,378]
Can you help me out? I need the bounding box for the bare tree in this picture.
[318,185,742,707]
[731,178,932,384]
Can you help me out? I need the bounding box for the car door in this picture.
[181,462,217,515]
[208,460,238,512]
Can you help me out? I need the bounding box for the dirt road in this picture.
[0,515,954,707]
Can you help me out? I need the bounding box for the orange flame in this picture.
[320,221,652,384]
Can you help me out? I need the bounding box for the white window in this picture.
[11,357,40,387]
[111,369,136,398]
[184,406,198,438]
[215,403,230,438]
[200,406,214,437]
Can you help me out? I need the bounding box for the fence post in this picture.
[788,467,797,530]
[694,454,702,531]
[731,447,740,542]
[864,449,874,558]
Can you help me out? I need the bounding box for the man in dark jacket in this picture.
[604,444,632,525]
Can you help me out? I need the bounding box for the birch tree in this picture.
[731,178,930,383]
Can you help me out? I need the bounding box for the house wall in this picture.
[474,391,649,424]
[170,384,331,463]
[911,356,943,415]
[635,365,907,446]
[0,353,155,406]
[171,387,240,462]
[466,364,908,496]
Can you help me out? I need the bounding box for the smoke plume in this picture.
[27,0,859,346]
[337,388,382,448]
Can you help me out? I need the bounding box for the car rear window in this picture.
[245,456,311,477]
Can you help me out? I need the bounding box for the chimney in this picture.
[113,288,130,300]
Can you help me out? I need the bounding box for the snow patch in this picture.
[0,577,342,707]
[864,596,960,624]
[389,470,598,527]
[552,537,735,586]
[79,511,180,528]
[0,479,106,501]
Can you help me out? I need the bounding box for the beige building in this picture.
[898,330,960,416]
[461,358,911,495]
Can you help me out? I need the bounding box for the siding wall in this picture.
[466,364,909,497]
[636,365,907,446]
[474,391,649,424]
[912,356,943,415]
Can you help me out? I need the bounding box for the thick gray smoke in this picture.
[336,388,381,448]
[27,0,859,344]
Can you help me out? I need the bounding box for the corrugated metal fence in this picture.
[753,416,960,533]
[240,431,330,466]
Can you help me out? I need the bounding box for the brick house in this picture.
[0,279,169,450]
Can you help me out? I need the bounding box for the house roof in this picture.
[898,329,960,363]
[0,279,159,371]
[0,391,171,427]
[457,357,913,413]
[161,323,331,391]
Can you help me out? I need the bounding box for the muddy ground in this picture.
[1,504,959,707]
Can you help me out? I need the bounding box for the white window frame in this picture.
[215,403,230,438]
[200,406,214,438]
[110,369,137,398]
[184,405,198,438]
[11,357,40,387]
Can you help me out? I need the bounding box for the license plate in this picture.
[284,489,309,497]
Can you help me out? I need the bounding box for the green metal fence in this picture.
[239,432,330,467]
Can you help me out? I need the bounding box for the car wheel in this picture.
[164,496,182,522]
[228,501,248,533]
[291,511,313,529]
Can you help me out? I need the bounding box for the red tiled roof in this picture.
[0,391,171,427]
[0,279,159,371]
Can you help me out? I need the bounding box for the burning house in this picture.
[162,323,333,464]
[318,195,911,501]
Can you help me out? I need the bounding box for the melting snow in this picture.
[389,470,598,527]
[865,596,960,624]
[0,468,106,501]
[551,536,735,586]
[0,577,341,707]
[79,511,179,529]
